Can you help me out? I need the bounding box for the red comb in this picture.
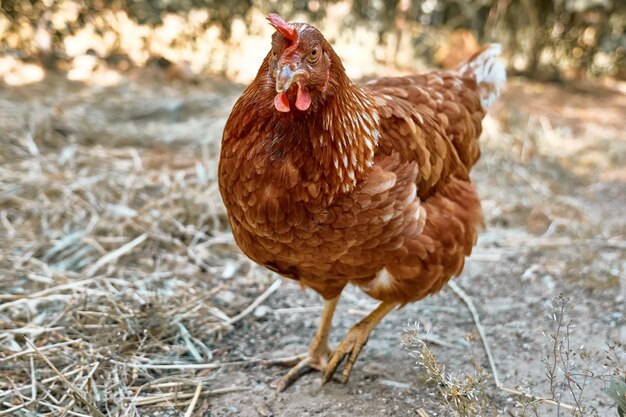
[266,13,298,42]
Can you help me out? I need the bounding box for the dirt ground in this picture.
[0,68,624,417]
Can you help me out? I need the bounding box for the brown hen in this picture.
[218,13,505,391]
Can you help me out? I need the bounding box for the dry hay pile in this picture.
[0,75,281,415]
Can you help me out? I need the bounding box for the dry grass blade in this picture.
[499,386,575,411]
[84,233,148,277]
[24,338,105,417]
[416,408,431,417]
[227,279,281,325]
[0,279,98,312]
[0,338,82,362]
[133,386,250,407]
[0,400,36,416]
[183,382,203,417]
[111,358,257,370]
[113,352,309,370]
[207,279,282,335]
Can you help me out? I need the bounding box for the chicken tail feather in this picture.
[458,43,506,109]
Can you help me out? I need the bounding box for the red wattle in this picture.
[274,93,290,112]
[295,84,311,111]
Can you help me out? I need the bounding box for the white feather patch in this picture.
[368,269,394,291]
[460,44,506,109]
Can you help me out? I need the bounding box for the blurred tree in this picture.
[0,0,624,78]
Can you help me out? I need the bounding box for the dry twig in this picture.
[448,281,500,387]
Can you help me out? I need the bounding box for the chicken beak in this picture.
[276,64,305,93]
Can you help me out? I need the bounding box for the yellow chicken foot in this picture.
[271,295,340,392]
[322,301,397,385]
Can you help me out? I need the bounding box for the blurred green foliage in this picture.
[1,0,624,79]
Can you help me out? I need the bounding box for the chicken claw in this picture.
[322,323,369,384]
[322,301,397,385]
[270,349,330,392]
[269,295,341,391]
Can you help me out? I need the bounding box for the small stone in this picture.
[217,290,236,304]
[521,264,541,281]
[255,403,273,416]
[542,274,555,292]
[222,261,239,279]
[254,305,270,318]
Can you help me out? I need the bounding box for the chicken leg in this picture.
[322,301,397,384]
[272,295,340,392]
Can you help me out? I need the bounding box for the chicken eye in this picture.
[307,47,320,62]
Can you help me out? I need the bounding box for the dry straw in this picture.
[0,76,281,415]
